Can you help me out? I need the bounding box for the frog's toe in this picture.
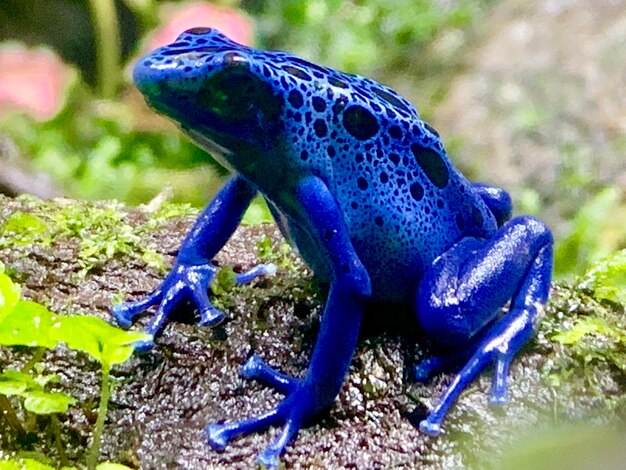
[419,417,443,436]
[111,305,134,329]
[235,263,277,285]
[257,450,280,469]
[198,306,225,327]
[189,283,225,327]
[111,288,163,328]
[241,355,300,395]
[206,423,230,451]
[490,394,508,406]
[240,354,268,378]
[257,418,300,468]
[489,355,512,406]
[205,408,282,451]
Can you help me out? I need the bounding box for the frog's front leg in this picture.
[207,176,371,467]
[112,176,274,347]
[415,215,553,434]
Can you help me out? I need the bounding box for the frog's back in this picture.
[247,50,497,303]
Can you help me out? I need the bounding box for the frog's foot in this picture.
[112,263,222,336]
[206,398,302,468]
[241,354,300,395]
[418,307,537,435]
[111,262,276,346]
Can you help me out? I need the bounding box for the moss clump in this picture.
[0,194,202,278]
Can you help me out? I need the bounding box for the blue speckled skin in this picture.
[113,28,554,467]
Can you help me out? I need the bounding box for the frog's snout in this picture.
[133,48,250,96]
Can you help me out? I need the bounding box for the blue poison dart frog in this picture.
[113,28,554,467]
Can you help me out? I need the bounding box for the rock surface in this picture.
[0,194,624,469]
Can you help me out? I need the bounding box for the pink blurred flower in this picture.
[145,2,254,51]
[0,44,75,121]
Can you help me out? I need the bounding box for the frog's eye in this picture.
[223,52,247,67]
[198,68,282,124]
[184,27,214,35]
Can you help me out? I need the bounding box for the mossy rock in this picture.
[0,194,624,468]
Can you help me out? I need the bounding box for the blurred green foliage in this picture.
[2,100,221,205]
[555,187,625,280]
[247,0,483,72]
[494,425,626,470]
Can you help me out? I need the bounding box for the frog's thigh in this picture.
[416,215,553,346]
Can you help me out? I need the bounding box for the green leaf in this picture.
[0,301,58,348]
[0,460,24,470]
[0,283,149,366]
[0,379,28,396]
[52,315,151,366]
[23,390,76,414]
[0,459,57,470]
[0,272,21,320]
[0,370,39,395]
[96,463,135,470]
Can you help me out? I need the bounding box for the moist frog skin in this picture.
[114,27,554,467]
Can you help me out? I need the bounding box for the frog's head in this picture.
[134,28,284,157]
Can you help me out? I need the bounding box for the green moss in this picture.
[546,250,626,384]
[0,212,51,247]
[210,266,237,297]
[145,200,198,225]
[579,249,626,305]
[0,195,203,277]
[538,276,626,406]
[256,235,295,271]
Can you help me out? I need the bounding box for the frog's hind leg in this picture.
[415,215,553,435]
